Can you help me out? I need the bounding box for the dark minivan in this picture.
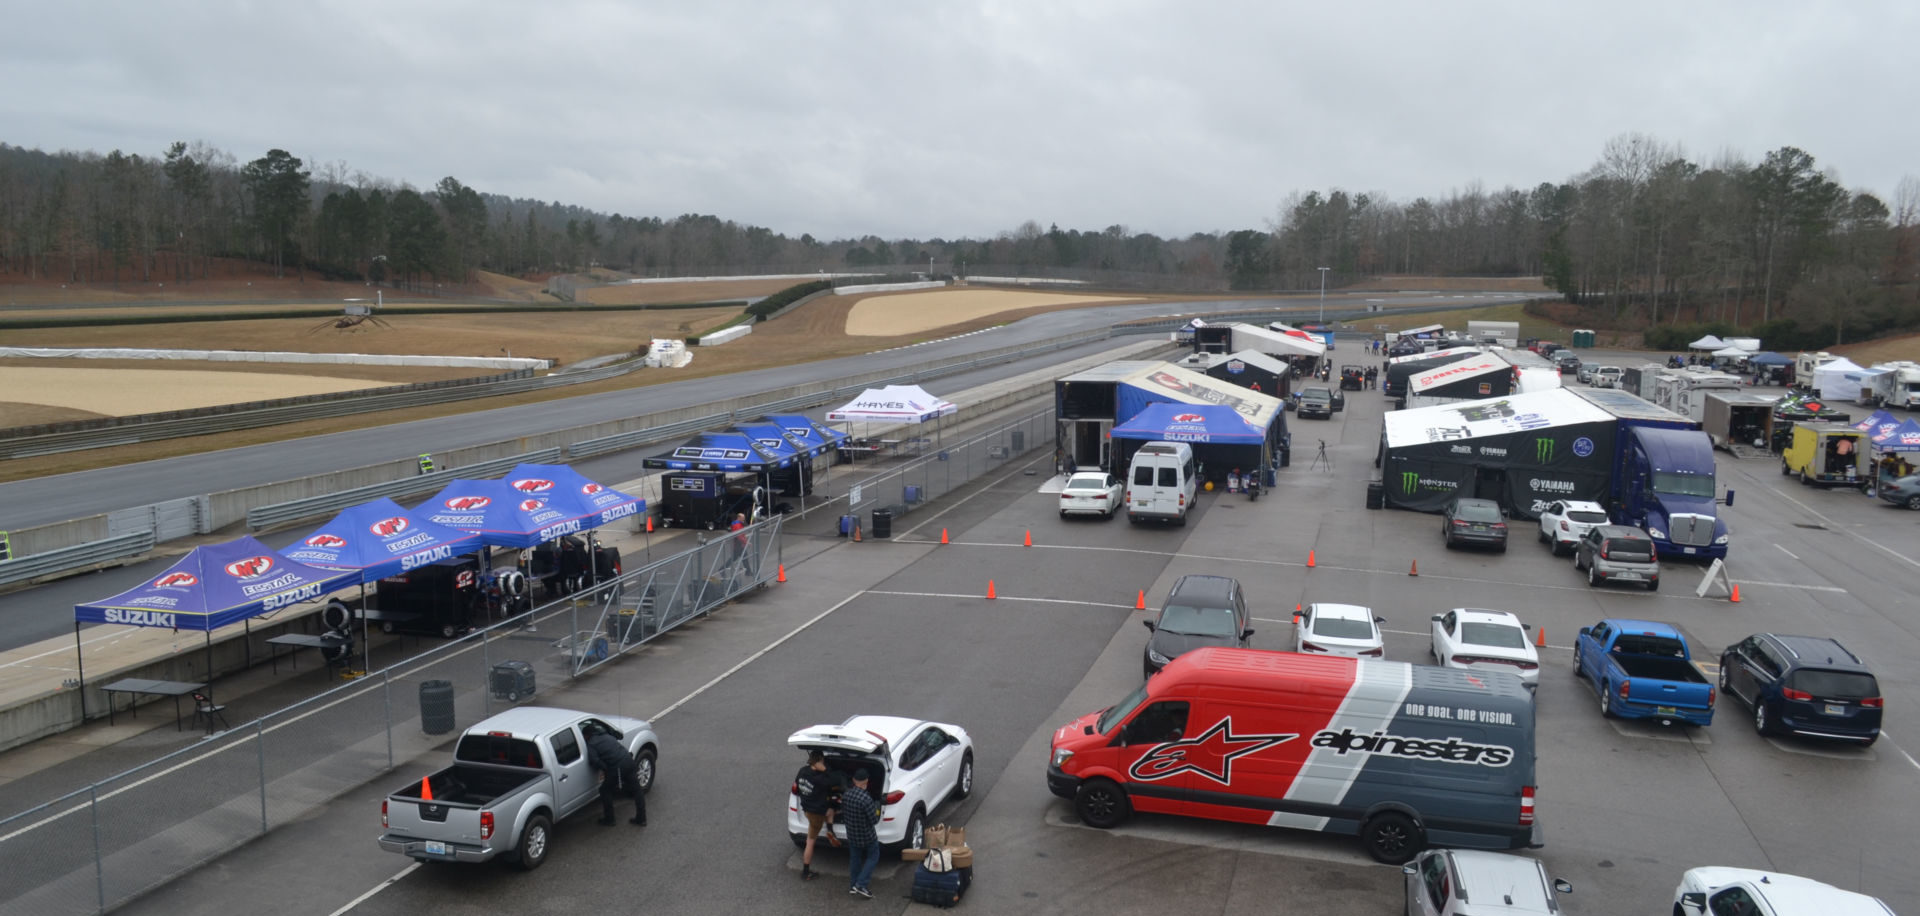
[1142,575,1251,677]
[1719,633,1882,745]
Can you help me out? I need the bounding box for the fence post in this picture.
[481,628,493,717]
[383,670,394,770]
[257,720,268,833]
[90,784,105,914]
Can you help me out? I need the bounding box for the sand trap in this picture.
[844,289,1139,337]
[0,367,388,417]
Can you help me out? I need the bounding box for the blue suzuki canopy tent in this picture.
[418,471,641,549]
[282,497,485,673]
[74,535,356,714]
[501,463,645,533]
[1109,402,1271,444]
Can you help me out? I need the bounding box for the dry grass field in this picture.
[844,288,1140,336]
[0,367,388,417]
[1835,333,1920,364]
[580,277,806,305]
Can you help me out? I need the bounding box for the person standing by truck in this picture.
[584,722,646,826]
[794,750,844,880]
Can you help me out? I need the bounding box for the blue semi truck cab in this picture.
[1612,424,1729,560]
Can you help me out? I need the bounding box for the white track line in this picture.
[1774,543,1800,561]
[1881,731,1920,775]
[326,863,419,916]
[652,592,861,721]
[866,589,1131,611]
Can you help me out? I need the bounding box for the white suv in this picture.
[1404,848,1573,915]
[1537,499,1609,556]
[786,716,974,852]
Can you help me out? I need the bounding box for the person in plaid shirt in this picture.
[839,770,882,898]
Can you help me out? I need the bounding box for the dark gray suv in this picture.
[1142,575,1251,677]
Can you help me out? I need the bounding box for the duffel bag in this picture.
[911,862,971,907]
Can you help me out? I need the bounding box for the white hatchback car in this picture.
[786,716,973,853]
[1429,608,1541,689]
[1536,499,1610,556]
[1059,470,1125,519]
[1404,848,1573,915]
[1294,603,1385,658]
[1674,866,1895,915]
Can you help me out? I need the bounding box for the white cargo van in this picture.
[1125,442,1198,526]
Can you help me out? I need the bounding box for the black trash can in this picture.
[1278,445,1291,468]
[1011,430,1026,453]
[871,507,893,539]
[419,679,456,735]
[1366,481,1385,510]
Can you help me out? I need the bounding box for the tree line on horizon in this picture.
[0,135,1913,344]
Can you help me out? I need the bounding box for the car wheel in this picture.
[1060,510,1068,519]
[1359,812,1423,864]
[1718,665,1731,693]
[1908,495,1920,511]
[1800,470,1811,486]
[1538,528,1549,544]
[790,832,807,848]
[634,747,657,794]
[901,807,927,854]
[1572,549,1583,571]
[952,751,974,800]
[381,621,397,635]
[1587,564,1599,588]
[1496,541,1507,554]
[1781,461,1791,476]
[441,623,458,639]
[1074,778,1132,829]
[1754,702,1776,736]
[1572,647,1583,679]
[1647,578,1659,592]
[1127,514,1138,525]
[1599,685,1614,718]
[514,813,552,871]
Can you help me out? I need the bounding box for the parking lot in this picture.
[96,356,1920,916]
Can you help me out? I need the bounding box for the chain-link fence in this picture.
[796,407,1055,537]
[0,518,782,916]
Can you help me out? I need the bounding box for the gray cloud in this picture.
[3,0,1913,240]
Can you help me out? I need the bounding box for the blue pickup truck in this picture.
[1574,619,1715,726]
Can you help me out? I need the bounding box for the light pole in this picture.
[1317,267,1330,323]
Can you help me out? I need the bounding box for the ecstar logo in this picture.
[153,572,199,588]
[511,478,553,493]
[370,517,409,537]
[304,534,347,548]
[445,496,491,511]
[1128,718,1296,786]
[225,556,275,580]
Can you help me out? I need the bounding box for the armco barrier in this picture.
[245,449,562,531]
[0,531,156,588]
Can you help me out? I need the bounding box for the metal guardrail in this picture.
[0,361,643,460]
[0,531,156,588]
[244,448,562,531]
[567,413,732,460]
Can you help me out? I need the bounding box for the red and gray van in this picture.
[1046,647,1540,863]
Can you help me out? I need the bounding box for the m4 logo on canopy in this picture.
[1172,413,1205,423]
[582,483,604,495]
[225,556,276,579]
[370,517,409,537]
[304,534,347,548]
[512,478,554,493]
[1128,718,1297,786]
[153,572,199,588]
[519,499,545,512]
[445,496,491,511]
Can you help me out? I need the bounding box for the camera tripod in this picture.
[1309,439,1332,472]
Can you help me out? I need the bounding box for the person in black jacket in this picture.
[583,722,645,826]
[794,750,845,880]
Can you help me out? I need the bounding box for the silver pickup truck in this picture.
[378,706,659,870]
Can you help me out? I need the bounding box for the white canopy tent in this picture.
[1234,323,1326,359]
[1812,357,1867,400]
[827,384,957,423]
[1710,346,1753,359]
[1688,335,1728,350]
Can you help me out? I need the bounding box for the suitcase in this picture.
[910,862,971,907]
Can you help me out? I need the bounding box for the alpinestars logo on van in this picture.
[1128,718,1297,785]
[1311,728,1514,767]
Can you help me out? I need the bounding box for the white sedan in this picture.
[1537,499,1610,555]
[1429,609,1540,689]
[1059,471,1125,518]
[786,716,973,852]
[1294,603,1385,658]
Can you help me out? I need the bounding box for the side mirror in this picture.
[1241,629,1255,640]
[1679,891,1705,910]
[1374,616,1386,623]
[1430,614,1443,622]
[1142,620,1156,632]
[1722,489,1736,507]
[1554,878,1573,894]
[1401,864,1418,876]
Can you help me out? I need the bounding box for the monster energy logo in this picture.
[1534,438,1555,462]
[1401,471,1419,492]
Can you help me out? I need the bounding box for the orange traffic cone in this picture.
[777,564,787,583]
[645,515,654,533]
[1024,529,1033,547]
[1135,590,1147,610]
[1534,626,1546,648]
[1307,549,1316,568]
[853,524,862,542]
[420,777,433,801]
[986,580,997,599]
[1730,584,1741,603]
[1409,559,1419,576]
[1293,602,1303,624]
[940,528,949,545]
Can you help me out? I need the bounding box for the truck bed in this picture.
[392,763,543,808]
[1611,655,1706,684]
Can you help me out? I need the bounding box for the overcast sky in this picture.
[4,1,1915,241]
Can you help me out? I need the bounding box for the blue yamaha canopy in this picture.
[642,431,792,472]
[1109,402,1270,445]
[280,497,483,583]
[76,536,356,631]
[763,414,846,457]
[732,422,810,465]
